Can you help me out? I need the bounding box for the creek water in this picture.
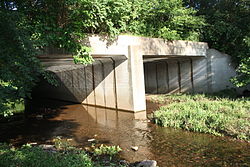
[0,99,250,167]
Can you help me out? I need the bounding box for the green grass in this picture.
[0,141,126,167]
[94,144,122,156]
[0,144,93,167]
[151,93,250,141]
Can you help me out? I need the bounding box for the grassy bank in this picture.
[151,93,250,141]
[0,144,93,167]
[0,142,125,167]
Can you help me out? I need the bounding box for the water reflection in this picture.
[0,101,249,166]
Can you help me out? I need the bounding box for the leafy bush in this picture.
[0,10,43,116]
[128,0,205,41]
[231,57,250,87]
[152,94,250,141]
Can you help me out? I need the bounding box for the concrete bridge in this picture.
[32,35,237,112]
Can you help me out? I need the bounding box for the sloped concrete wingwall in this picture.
[207,49,237,93]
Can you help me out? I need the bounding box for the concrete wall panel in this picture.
[101,59,116,109]
[129,46,146,112]
[73,67,87,102]
[57,70,77,102]
[114,59,134,111]
[156,62,168,93]
[145,63,157,93]
[192,58,208,93]
[93,60,106,107]
[168,60,180,93]
[144,63,149,93]
[180,60,192,93]
[85,64,95,105]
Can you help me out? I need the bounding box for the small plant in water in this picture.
[94,144,122,156]
[53,136,72,151]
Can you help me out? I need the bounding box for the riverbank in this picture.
[0,141,128,167]
[150,93,250,141]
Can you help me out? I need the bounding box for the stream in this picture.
[0,99,249,167]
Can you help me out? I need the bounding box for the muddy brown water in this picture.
[0,99,250,167]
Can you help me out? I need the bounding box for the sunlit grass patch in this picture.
[0,144,93,167]
[0,139,125,167]
[152,93,250,141]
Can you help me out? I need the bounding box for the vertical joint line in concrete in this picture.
[165,61,170,93]
[207,55,213,92]
[190,58,194,92]
[92,64,96,106]
[110,57,118,110]
[155,63,159,94]
[71,69,74,88]
[84,67,88,104]
[100,60,107,108]
[177,61,181,93]
[145,63,148,93]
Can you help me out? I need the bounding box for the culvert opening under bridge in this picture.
[143,56,209,95]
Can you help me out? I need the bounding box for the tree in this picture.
[0,9,43,116]
[127,0,205,41]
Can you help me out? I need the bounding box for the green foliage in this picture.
[53,136,73,151]
[152,94,250,141]
[231,54,250,87]
[127,0,205,41]
[1,100,25,117]
[0,143,93,167]
[0,142,125,167]
[73,46,94,65]
[10,0,94,64]
[69,0,133,39]
[94,144,122,156]
[12,0,204,48]
[0,10,43,116]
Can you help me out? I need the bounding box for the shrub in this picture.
[94,144,122,156]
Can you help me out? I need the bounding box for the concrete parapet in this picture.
[86,35,208,57]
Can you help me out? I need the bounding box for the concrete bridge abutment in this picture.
[33,35,241,112]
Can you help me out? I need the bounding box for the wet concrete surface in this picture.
[0,99,250,167]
